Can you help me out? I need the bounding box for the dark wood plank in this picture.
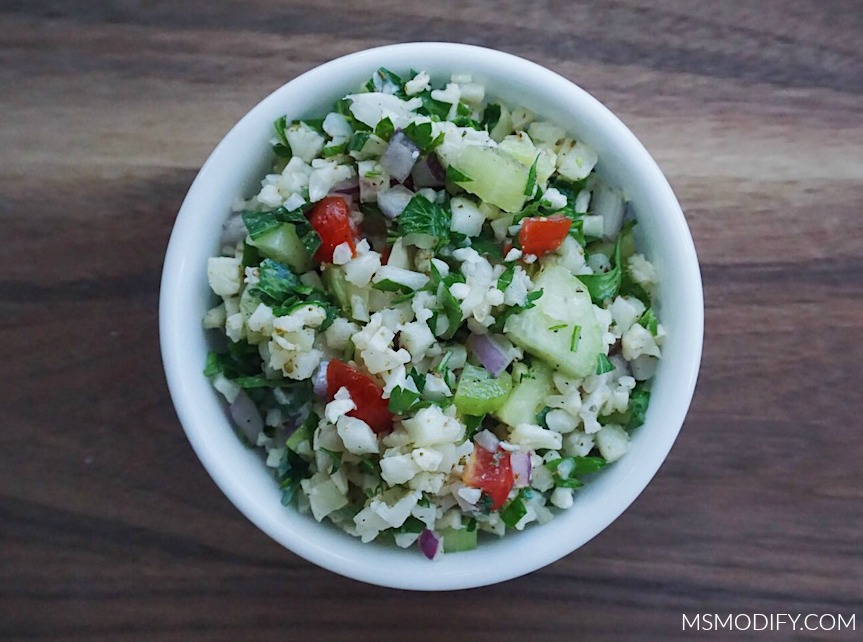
[1,1,861,640]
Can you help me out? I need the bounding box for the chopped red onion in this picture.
[418,529,442,560]
[510,450,532,488]
[467,333,513,377]
[332,176,359,194]
[426,153,446,182]
[380,130,420,183]
[312,360,329,397]
[474,429,500,453]
[377,184,415,219]
[229,391,263,443]
[220,212,247,246]
[411,156,445,188]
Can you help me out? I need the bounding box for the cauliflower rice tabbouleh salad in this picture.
[203,68,665,559]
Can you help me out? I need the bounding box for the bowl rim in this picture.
[160,41,703,590]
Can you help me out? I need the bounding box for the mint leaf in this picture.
[253,259,312,305]
[397,194,451,247]
[374,117,395,141]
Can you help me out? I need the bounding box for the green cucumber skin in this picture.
[504,265,602,379]
[249,223,312,274]
[454,364,513,416]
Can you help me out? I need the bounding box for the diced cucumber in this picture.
[504,265,602,378]
[452,145,528,213]
[494,359,554,427]
[248,223,312,273]
[441,526,478,552]
[454,364,512,416]
[321,264,351,314]
[286,419,312,453]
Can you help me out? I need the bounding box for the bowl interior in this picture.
[160,42,703,590]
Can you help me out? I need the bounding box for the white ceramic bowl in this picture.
[160,42,703,590]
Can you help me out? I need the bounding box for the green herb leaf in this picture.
[464,414,485,439]
[402,121,438,154]
[595,353,615,375]
[273,116,289,147]
[548,323,567,332]
[319,447,342,474]
[579,221,637,304]
[397,194,452,247]
[546,455,607,488]
[253,259,312,305]
[276,447,311,506]
[417,91,451,120]
[365,67,405,95]
[481,103,501,132]
[374,117,395,141]
[500,494,527,528]
[372,278,415,294]
[628,385,651,429]
[497,265,515,292]
[322,142,347,158]
[242,210,281,240]
[429,263,464,340]
[639,308,659,335]
[536,406,552,429]
[569,325,582,352]
[445,165,472,183]
[348,130,371,153]
[524,155,539,196]
[388,386,427,415]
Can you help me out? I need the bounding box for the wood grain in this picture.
[2,1,861,640]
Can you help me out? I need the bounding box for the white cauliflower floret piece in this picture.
[609,295,647,336]
[344,250,382,288]
[627,253,658,292]
[325,386,356,424]
[398,320,436,363]
[284,121,325,163]
[225,312,245,343]
[336,415,379,455]
[308,160,355,203]
[450,197,486,237]
[502,265,532,307]
[509,423,563,450]
[622,323,662,361]
[276,156,312,199]
[246,303,274,335]
[324,317,359,351]
[300,472,348,522]
[402,405,465,447]
[207,256,242,296]
[556,139,598,181]
[322,112,353,142]
[346,92,423,130]
[405,71,431,96]
[267,305,327,380]
[380,452,421,485]
[351,312,411,375]
[595,424,629,462]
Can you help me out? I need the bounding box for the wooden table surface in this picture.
[2,1,861,640]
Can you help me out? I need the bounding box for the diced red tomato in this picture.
[308,196,357,264]
[326,360,393,434]
[462,445,514,510]
[518,215,571,257]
